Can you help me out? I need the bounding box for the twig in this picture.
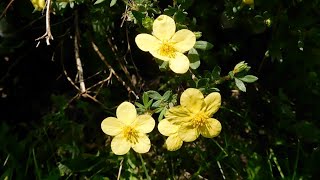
[93,71,112,98]
[216,161,226,180]
[74,10,86,93]
[106,37,133,85]
[91,41,138,99]
[116,159,124,180]
[35,0,54,45]
[0,0,15,20]
[60,44,80,91]
[87,71,113,91]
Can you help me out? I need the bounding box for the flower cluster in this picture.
[158,88,222,151]
[101,15,222,155]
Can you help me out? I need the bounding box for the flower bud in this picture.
[233,61,250,74]
[264,18,272,27]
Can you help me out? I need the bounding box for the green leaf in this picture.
[188,48,200,69]
[158,108,167,121]
[211,66,221,79]
[94,0,105,5]
[238,75,259,83]
[235,78,246,92]
[162,90,172,101]
[146,91,162,100]
[110,0,117,7]
[142,93,149,106]
[194,41,214,50]
[135,102,144,109]
[152,100,162,108]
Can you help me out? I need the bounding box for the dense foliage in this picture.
[1,0,320,179]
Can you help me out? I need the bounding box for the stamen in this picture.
[123,126,139,144]
[192,112,208,128]
[159,42,176,58]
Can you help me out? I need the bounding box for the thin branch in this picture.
[0,0,15,20]
[117,159,124,180]
[35,0,53,45]
[87,71,113,91]
[74,10,86,93]
[91,41,138,99]
[93,71,113,98]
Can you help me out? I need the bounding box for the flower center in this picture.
[192,112,208,128]
[159,42,176,58]
[123,126,139,144]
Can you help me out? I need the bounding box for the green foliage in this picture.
[1,0,320,179]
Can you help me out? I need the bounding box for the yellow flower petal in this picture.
[135,34,161,52]
[199,118,222,138]
[178,124,199,142]
[153,15,176,41]
[134,114,155,134]
[171,29,196,53]
[169,52,190,74]
[165,134,183,151]
[111,134,131,155]
[131,133,151,153]
[180,88,205,113]
[165,106,192,125]
[158,119,179,136]
[203,92,221,117]
[116,102,137,125]
[101,117,124,136]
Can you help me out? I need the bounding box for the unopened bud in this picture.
[264,18,272,27]
[233,61,250,74]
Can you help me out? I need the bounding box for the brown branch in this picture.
[74,10,86,93]
[91,41,138,99]
[0,0,15,20]
[35,0,53,45]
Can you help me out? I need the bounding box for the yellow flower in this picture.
[158,119,183,151]
[135,15,196,74]
[101,102,155,155]
[31,0,46,11]
[243,0,254,5]
[161,88,222,144]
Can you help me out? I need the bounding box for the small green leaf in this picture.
[152,100,162,108]
[135,102,145,110]
[94,0,105,5]
[142,93,149,106]
[158,108,167,121]
[211,66,221,79]
[162,90,172,101]
[188,48,200,69]
[110,0,117,7]
[194,41,214,50]
[239,75,258,83]
[146,91,162,100]
[235,78,246,92]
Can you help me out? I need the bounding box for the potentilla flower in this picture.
[101,102,155,155]
[135,15,196,74]
[162,88,222,143]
